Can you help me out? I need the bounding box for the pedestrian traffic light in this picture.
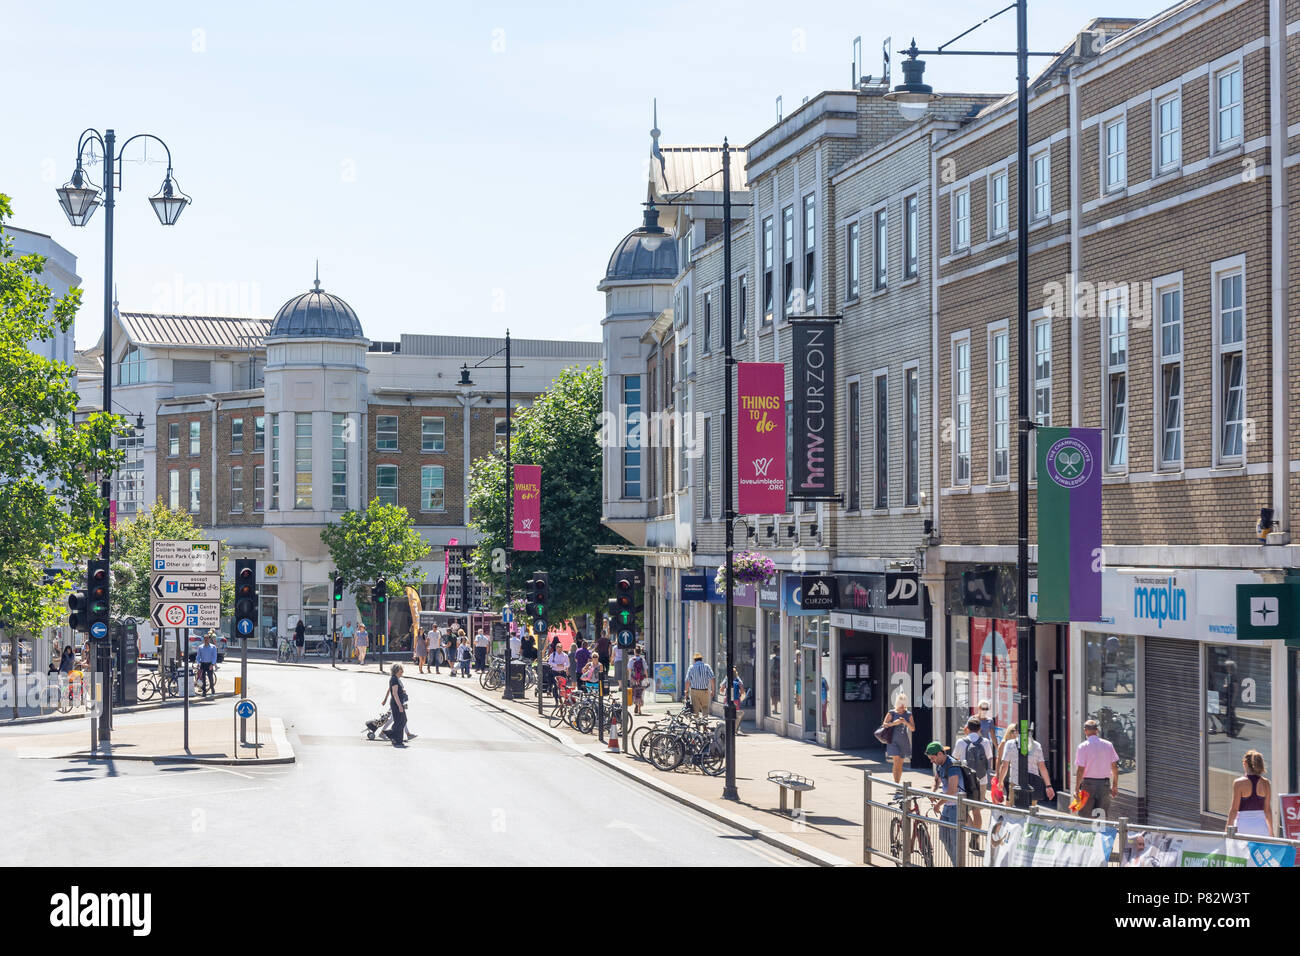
[613,569,637,647]
[372,578,387,606]
[528,572,549,635]
[234,559,258,641]
[67,586,89,633]
[87,560,110,640]
[333,574,345,604]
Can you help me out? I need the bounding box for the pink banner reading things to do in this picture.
[737,362,786,514]
[513,464,541,551]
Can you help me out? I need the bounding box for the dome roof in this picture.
[268,275,364,339]
[604,228,678,281]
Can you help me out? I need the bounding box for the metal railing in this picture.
[863,773,1300,867]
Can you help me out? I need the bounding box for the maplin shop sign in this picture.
[1132,575,1189,630]
[791,320,836,500]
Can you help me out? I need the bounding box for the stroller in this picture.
[364,710,393,740]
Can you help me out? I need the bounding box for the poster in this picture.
[513,464,541,551]
[970,617,1017,736]
[654,662,678,699]
[1036,426,1103,621]
[988,811,1116,867]
[737,362,786,514]
[1122,831,1295,867]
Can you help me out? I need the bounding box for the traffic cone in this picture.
[607,711,620,752]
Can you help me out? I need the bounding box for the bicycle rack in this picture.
[233,699,259,759]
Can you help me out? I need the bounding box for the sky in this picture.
[0,0,1173,350]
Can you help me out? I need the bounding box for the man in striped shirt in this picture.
[685,653,715,715]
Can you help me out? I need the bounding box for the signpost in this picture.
[150,602,221,630]
[151,540,221,755]
[150,540,219,574]
[151,573,221,602]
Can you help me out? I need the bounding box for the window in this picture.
[874,373,888,509]
[168,469,179,510]
[376,465,398,507]
[421,416,445,453]
[253,465,265,512]
[1084,633,1137,796]
[738,275,748,339]
[1156,93,1181,172]
[873,207,888,291]
[803,194,816,311]
[168,422,179,457]
[115,432,144,515]
[1158,284,1183,467]
[1216,268,1245,461]
[270,413,279,510]
[231,417,244,455]
[421,465,445,511]
[495,417,508,450]
[295,412,312,509]
[903,194,918,279]
[1032,317,1052,480]
[989,171,1008,236]
[703,292,712,353]
[848,381,860,510]
[762,216,774,324]
[231,466,244,513]
[952,187,970,251]
[703,417,713,519]
[622,376,641,498]
[953,337,970,484]
[905,368,919,506]
[782,205,794,318]
[332,413,348,510]
[1105,294,1128,470]
[990,328,1009,483]
[254,415,265,452]
[189,469,201,513]
[1104,116,1127,192]
[846,223,860,299]
[376,415,398,451]
[1215,66,1242,149]
[1031,151,1051,219]
[1204,643,1272,815]
[189,421,201,456]
[117,346,147,385]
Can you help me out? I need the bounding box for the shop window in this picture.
[765,608,781,719]
[1204,644,1271,816]
[1084,632,1138,795]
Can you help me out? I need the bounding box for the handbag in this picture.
[874,723,895,746]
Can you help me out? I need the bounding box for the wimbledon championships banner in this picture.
[791,321,835,499]
[988,811,1116,866]
[1036,427,1103,622]
[513,464,541,551]
[737,362,786,513]
[1122,831,1296,867]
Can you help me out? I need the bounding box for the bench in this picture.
[767,770,815,815]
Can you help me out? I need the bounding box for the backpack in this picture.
[631,656,646,682]
[957,763,982,801]
[961,735,989,779]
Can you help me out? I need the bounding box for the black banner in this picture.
[791,319,837,499]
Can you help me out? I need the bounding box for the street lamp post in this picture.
[56,128,190,744]
[887,1,1056,806]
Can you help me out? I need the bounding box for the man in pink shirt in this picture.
[1073,718,1119,818]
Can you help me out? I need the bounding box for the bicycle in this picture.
[56,673,86,714]
[887,791,937,867]
[276,636,295,663]
[312,637,335,659]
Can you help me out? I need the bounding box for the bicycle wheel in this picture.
[573,705,596,735]
[648,734,684,771]
[912,824,935,867]
[630,726,651,758]
[277,644,291,663]
[546,702,568,729]
[136,678,157,703]
[165,675,180,698]
[700,737,726,776]
[888,817,904,860]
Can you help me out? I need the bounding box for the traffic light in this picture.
[527,572,549,635]
[371,578,387,607]
[234,559,258,641]
[67,586,89,634]
[333,574,345,604]
[613,568,637,648]
[87,560,110,640]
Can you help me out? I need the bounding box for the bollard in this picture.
[956,793,967,868]
[1115,816,1129,866]
[863,773,873,865]
[900,782,913,866]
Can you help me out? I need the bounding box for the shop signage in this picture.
[737,362,787,514]
[1094,569,1267,642]
[681,575,707,602]
[829,611,852,629]
[1235,582,1300,640]
[704,572,756,607]
[781,574,822,616]
[885,572,920,607]
[790,320,837,500]
[512,464,542,551]
[1036,426,1103,622]
[799,574,836,611]
[1280,794,1300,841]
[837,573,926,621]
[758,581,781,608]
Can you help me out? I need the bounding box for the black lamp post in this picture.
[56,128,189,743]
[886,2,1057,807]
[632,142,748,801]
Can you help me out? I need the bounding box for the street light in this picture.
[56,127,189,745]
[888,2,1057,807]
[629,203,668,252]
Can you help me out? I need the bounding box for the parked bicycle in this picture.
[276,635,296,663]
[887,790,938,867]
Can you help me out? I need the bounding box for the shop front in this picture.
[704,571,757,719]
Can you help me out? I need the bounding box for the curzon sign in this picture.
[791,320,836,498]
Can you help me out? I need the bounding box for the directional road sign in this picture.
[151,539,220,574]
[151,572,221,603]
[502,607,513,623]
[150,602,221,630]
[90,621,108,639]
[236,617,254,635]
[235,699,256,719]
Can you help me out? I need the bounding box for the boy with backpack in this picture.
[953,715,995,852]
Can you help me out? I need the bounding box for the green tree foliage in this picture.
[320,499,430,619]
[0,195,128,633]
[110,502,234,619]
[467,364,623,620]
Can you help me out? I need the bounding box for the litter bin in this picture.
[506,662,527,697]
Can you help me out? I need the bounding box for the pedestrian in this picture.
[883,693,916,783]
[571,638,590,689]
[1072,717,1119,819]
[628,645,649,716]
[381,664,412,746]
[976,699,995,746]
[444,628,459,677]
[59,645,75,674]
[474,628,489,671]
[196,633,219,697]
[547,640,570,701]
[596,630,612,677]
[355,622,369,665]
[458,636,473,678]
[1226,750,1273,836]
[580,651,601,691]
[953,715,994,850]
[995,724,1055,807]
[926,741,965,866]
[340,619,355,662]
[415,629,428,674]
[508,628,522,661]
[293,618,305,662]
[685,652,715,715]
[521,630,537,662]
[731,668,746,734]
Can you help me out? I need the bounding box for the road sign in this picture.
[235,699,256,720]
[90,621,108,639]
[236,617,254,635]
[151,572,221,602]
[151,539,220,574]
[502,607,513,623]
[150,602,221,630]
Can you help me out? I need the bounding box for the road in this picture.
[0,664,808,866]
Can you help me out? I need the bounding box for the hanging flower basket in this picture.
[714,552,777,593]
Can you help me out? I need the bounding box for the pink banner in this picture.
[513,464,541,551]
[738,362,786,514]
[439,537,457,612]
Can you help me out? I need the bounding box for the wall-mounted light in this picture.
[1257,507,1275,541]
[809,522,819,537]
[785,525,796,538]
[765,526,776,539]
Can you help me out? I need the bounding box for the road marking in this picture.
[605,819,659,844]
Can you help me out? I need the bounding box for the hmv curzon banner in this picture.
[737,362,786,514]
[791,320,837,499]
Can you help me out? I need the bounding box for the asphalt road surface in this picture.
[0,664,808,867]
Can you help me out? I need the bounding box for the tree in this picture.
[0,194,127,636]
[320,499,430,625]
[109,502,235,621]
[466,363,623,620]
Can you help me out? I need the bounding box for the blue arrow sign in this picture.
[90,621,108,639]
[502,607,513,623]
[237,618,254,635]
[235,700,255,719]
